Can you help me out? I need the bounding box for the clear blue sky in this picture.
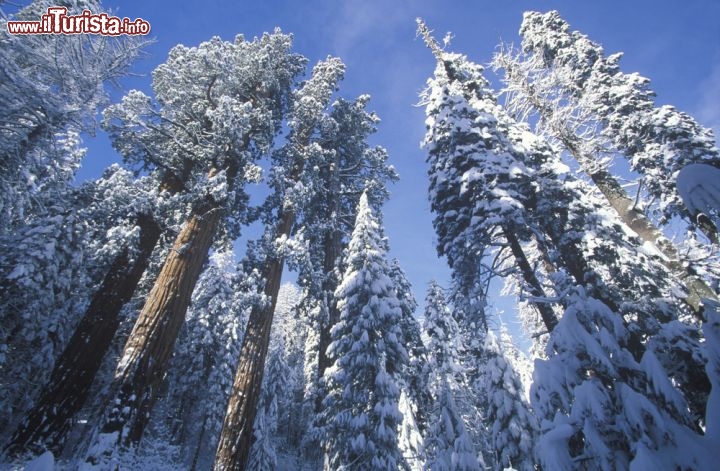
[75,0,720,322]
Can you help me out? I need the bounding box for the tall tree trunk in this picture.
[567,139,717,318]
[502,226,558,333]
[5,213,161,457]
[213,56,343,467]
[87,198,222,460]
[214,207,295,471]
[316,230,342,406]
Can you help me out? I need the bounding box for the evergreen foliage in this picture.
[321,193,408,470]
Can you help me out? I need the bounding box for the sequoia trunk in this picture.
[90,200,221,455]
[214,208,295,471]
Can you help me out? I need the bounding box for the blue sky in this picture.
[74,0,720,323]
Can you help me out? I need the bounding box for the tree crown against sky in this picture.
[66,0,719,316]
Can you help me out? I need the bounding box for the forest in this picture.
[1,1,720,470]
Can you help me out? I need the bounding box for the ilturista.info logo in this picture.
[6,7,150,35]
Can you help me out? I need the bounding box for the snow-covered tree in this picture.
[247,282,304,467]
[418,21,558,335]
[424,378,480,471]
[512,78,712,440]
[0,0,150,455]
[0,202,92,438]
[321,193,408,470]
[520,109,710,470]
[286,94,398,425]
[0,0,144,230]
[480,330,536,471]
[498,323,533,401]
[422,281,481,471]
[531,284,707,470]
[389,260,427,469]
[418,19,711,470]
[299,297,324,460]
[677,164,720,238]
[390,260,426,390]
[133,249,252,470]
[268,283,307,450]
[493,11,719,317]
[423,282,461,379]
[499,10,720,228]
[418,25,546,466]
[247,337,291,471]
[1,165,165,454]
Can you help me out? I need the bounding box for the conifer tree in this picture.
[418,20,711,469]
[390,260,428,406]
[1,166,163,453]
[480,330,536,471]
[422,281,481,471]
[265,283,305,449]
[135,249,252,470]
[389,260,427,469]
[245,283,303,467]
[247,338,290,471]
[509,11,720,228]
[321,193,408,470]
[0,1,150,453]
[418,21,557,335]
[493,10,719,317]
[286,95,398,419]
[0,0,144,230]
[519,100,710,470]
[498,323,534,401]
[418,26,545,465]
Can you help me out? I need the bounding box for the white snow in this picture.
[677,163,720,217]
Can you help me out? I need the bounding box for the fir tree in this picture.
[480,330,536,471]
[286,94,398,424]
[321,193,408,470]
[389,260,427,469]
[418,21,558,335]
[418,20,711,469]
